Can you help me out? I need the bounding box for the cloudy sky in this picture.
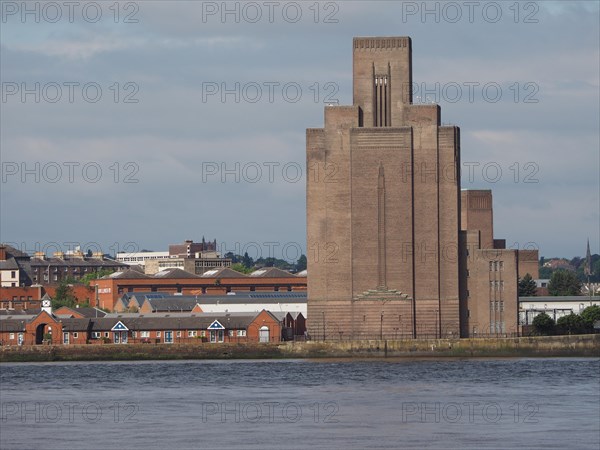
[1,1,598,261]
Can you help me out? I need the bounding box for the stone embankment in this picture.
[1,335,598,362]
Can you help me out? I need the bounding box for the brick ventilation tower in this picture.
[307,37,461,339]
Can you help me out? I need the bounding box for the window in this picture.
[499,261,504,271]
[53,275,58,281]
[73,332,79,338]
[237,330,246,337]
[489,261,493,271]
[140,331,150,338]
[9,333,15,340]
[176,331,181,338]
[201,331,206,337]
[187,331,197,337]
[11,271,16,277]
[131,331,137,338]
[92,332,101,339]
[104,332,109,338]
[156,331,161,337]
[228,330,234,337]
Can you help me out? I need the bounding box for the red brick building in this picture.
[1,285,95,311]
[0,309,281,345]
[90,267,307,311]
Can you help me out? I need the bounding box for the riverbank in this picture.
[1,334,598,362]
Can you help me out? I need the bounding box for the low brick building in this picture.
[90,267,307,311]
[0,309,282,345]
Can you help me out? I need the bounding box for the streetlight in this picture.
[380,311,384,341]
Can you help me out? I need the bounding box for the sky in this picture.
[1,0,598,261]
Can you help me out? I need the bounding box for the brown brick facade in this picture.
[307,37,461,339]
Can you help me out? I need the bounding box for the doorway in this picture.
[259,326,270,343]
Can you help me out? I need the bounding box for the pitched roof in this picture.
[54,306,107,318]
[153,268,200,279]
[90,314,258,331]
[0,309,41,316]
[0,319,26,331]
[194,292,306,305]
[29,257,124,268]
[0,244,30,259]
[0,257,20,270]
[60,318,92,332]
[145,297,198,312]
[249,267,294,278]
[200,267,247,278]
[107,269,152,279]
[119,292,170,308]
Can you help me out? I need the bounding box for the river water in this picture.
[0,358,598,449]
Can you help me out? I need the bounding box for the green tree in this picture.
[241,252,254,269]
[52,282,77,309]
[230,263,253,274]
[548,270,582,296]
[224,252,241,264]
[556,313,585,335]
[532,313,555,335]
[79,268,115,285]
[518,273,537,296]
[580,305,600,331]
[296,254,307,272]
[539,266,554,280]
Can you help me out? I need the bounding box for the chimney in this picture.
[0,246,6,261]
[53,252,65,259]
[91,252,104,260]
[34,251,45,261]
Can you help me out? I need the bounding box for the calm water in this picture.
[0,358,598,449]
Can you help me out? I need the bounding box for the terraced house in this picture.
[0,307,282,346]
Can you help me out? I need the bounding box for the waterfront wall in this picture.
[1,335,598,362]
